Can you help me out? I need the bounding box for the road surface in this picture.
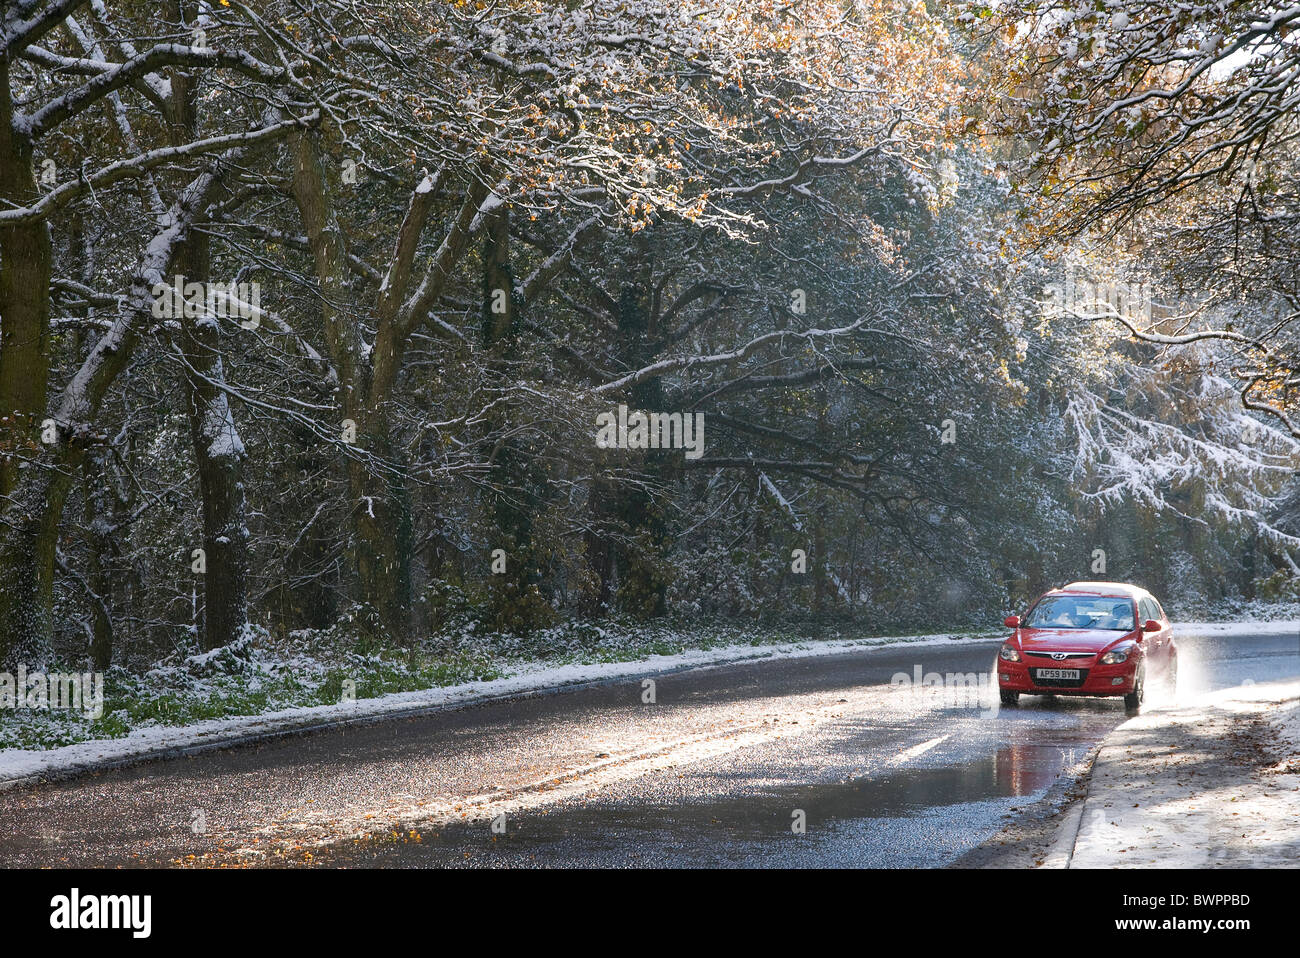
[0,629,1295,868]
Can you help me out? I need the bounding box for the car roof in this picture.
[1055,581,1150,601]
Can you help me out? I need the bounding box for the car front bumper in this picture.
[997,659,1137,696]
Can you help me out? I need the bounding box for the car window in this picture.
[1138,598,1152,622]
[1151,598,1166,621]
[1025,595,1135,631]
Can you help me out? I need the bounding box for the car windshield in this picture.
[1024,595,1135,631]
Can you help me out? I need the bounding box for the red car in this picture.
[997,581,1177,711]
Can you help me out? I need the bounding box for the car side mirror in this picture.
[1004,615,1020,628]
[1143,619,1161,633]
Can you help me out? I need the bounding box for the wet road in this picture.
[1,629,1296,868]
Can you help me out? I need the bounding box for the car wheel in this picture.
[1000,690,1019,707]
[1124,670,1145,712]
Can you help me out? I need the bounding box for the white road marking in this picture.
[889,734,949,765]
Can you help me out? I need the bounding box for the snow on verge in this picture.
[1176,619,1300,636]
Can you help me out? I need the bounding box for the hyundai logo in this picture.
[1051,652,1068,660]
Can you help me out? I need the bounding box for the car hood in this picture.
[1014,627,1136,653]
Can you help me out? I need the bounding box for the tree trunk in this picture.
[176,230,251,650]
[80,450,116,670]
[168,14,251,650]
[290,132,409,637]
[347,426,414,637]
[0,59,54,665]
[0,468,70,668]
[813,389,829,620]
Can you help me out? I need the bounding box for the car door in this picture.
[1139,597,1168,663]
[1149,596,1173,666]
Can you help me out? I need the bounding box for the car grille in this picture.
[1024,652,1093,660]
[1031,668,1089,688]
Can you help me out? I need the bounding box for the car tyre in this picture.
[1000,690,1019,707]
[1124,670,1145,712]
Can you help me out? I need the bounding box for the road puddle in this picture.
[303,741,1087,868]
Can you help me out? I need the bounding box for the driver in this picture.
[1110,602,1133,630]
[1049,602,1080,627]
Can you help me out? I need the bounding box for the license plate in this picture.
[1036,668,1080,680]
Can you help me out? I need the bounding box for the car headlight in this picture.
[999,644,1021,662]
[1100,649,1129,664]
